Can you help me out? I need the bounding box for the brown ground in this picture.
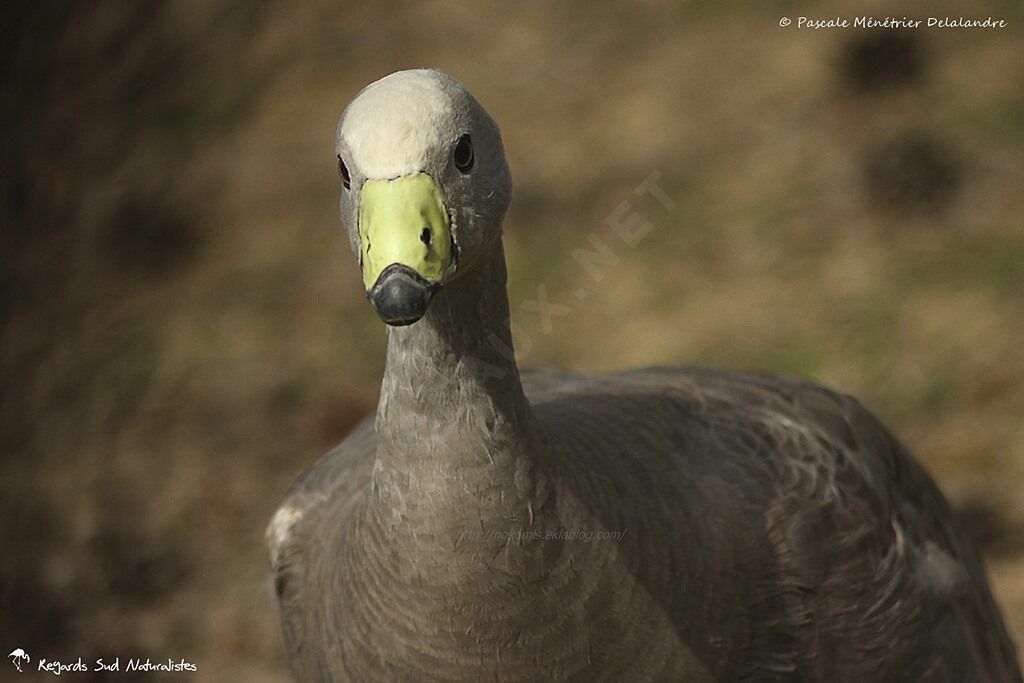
[2,1,1022,680]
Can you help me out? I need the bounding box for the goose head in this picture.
[336,69,511,326]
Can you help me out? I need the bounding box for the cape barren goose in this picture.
[268,69,1022,682]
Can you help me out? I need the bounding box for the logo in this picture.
[6,648,197,675]
[8,649,30,673]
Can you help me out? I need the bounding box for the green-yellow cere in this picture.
[358,173,454,290]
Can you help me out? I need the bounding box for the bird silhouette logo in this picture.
[8,648,30,673]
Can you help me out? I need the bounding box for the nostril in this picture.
[420,228,431,247]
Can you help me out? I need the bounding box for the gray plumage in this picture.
[268,70,1022,682]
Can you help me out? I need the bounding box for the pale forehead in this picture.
[339,70,466,179]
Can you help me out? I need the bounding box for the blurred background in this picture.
[2,0,1022,679]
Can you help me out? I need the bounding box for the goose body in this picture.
[268,69,1021,682]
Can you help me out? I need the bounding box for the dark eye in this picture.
[453,134,474,173]
[337,155,351,189]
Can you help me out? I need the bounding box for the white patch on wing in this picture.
[267,504,305,568]
[918,541,967,598]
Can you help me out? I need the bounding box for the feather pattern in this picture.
[268,69,1022,682]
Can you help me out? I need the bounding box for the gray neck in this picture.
[368,239,548,547]
[341,241,612,680]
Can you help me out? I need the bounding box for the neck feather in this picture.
[368,240,546,543]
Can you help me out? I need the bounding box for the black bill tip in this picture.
[367,263,439,326]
